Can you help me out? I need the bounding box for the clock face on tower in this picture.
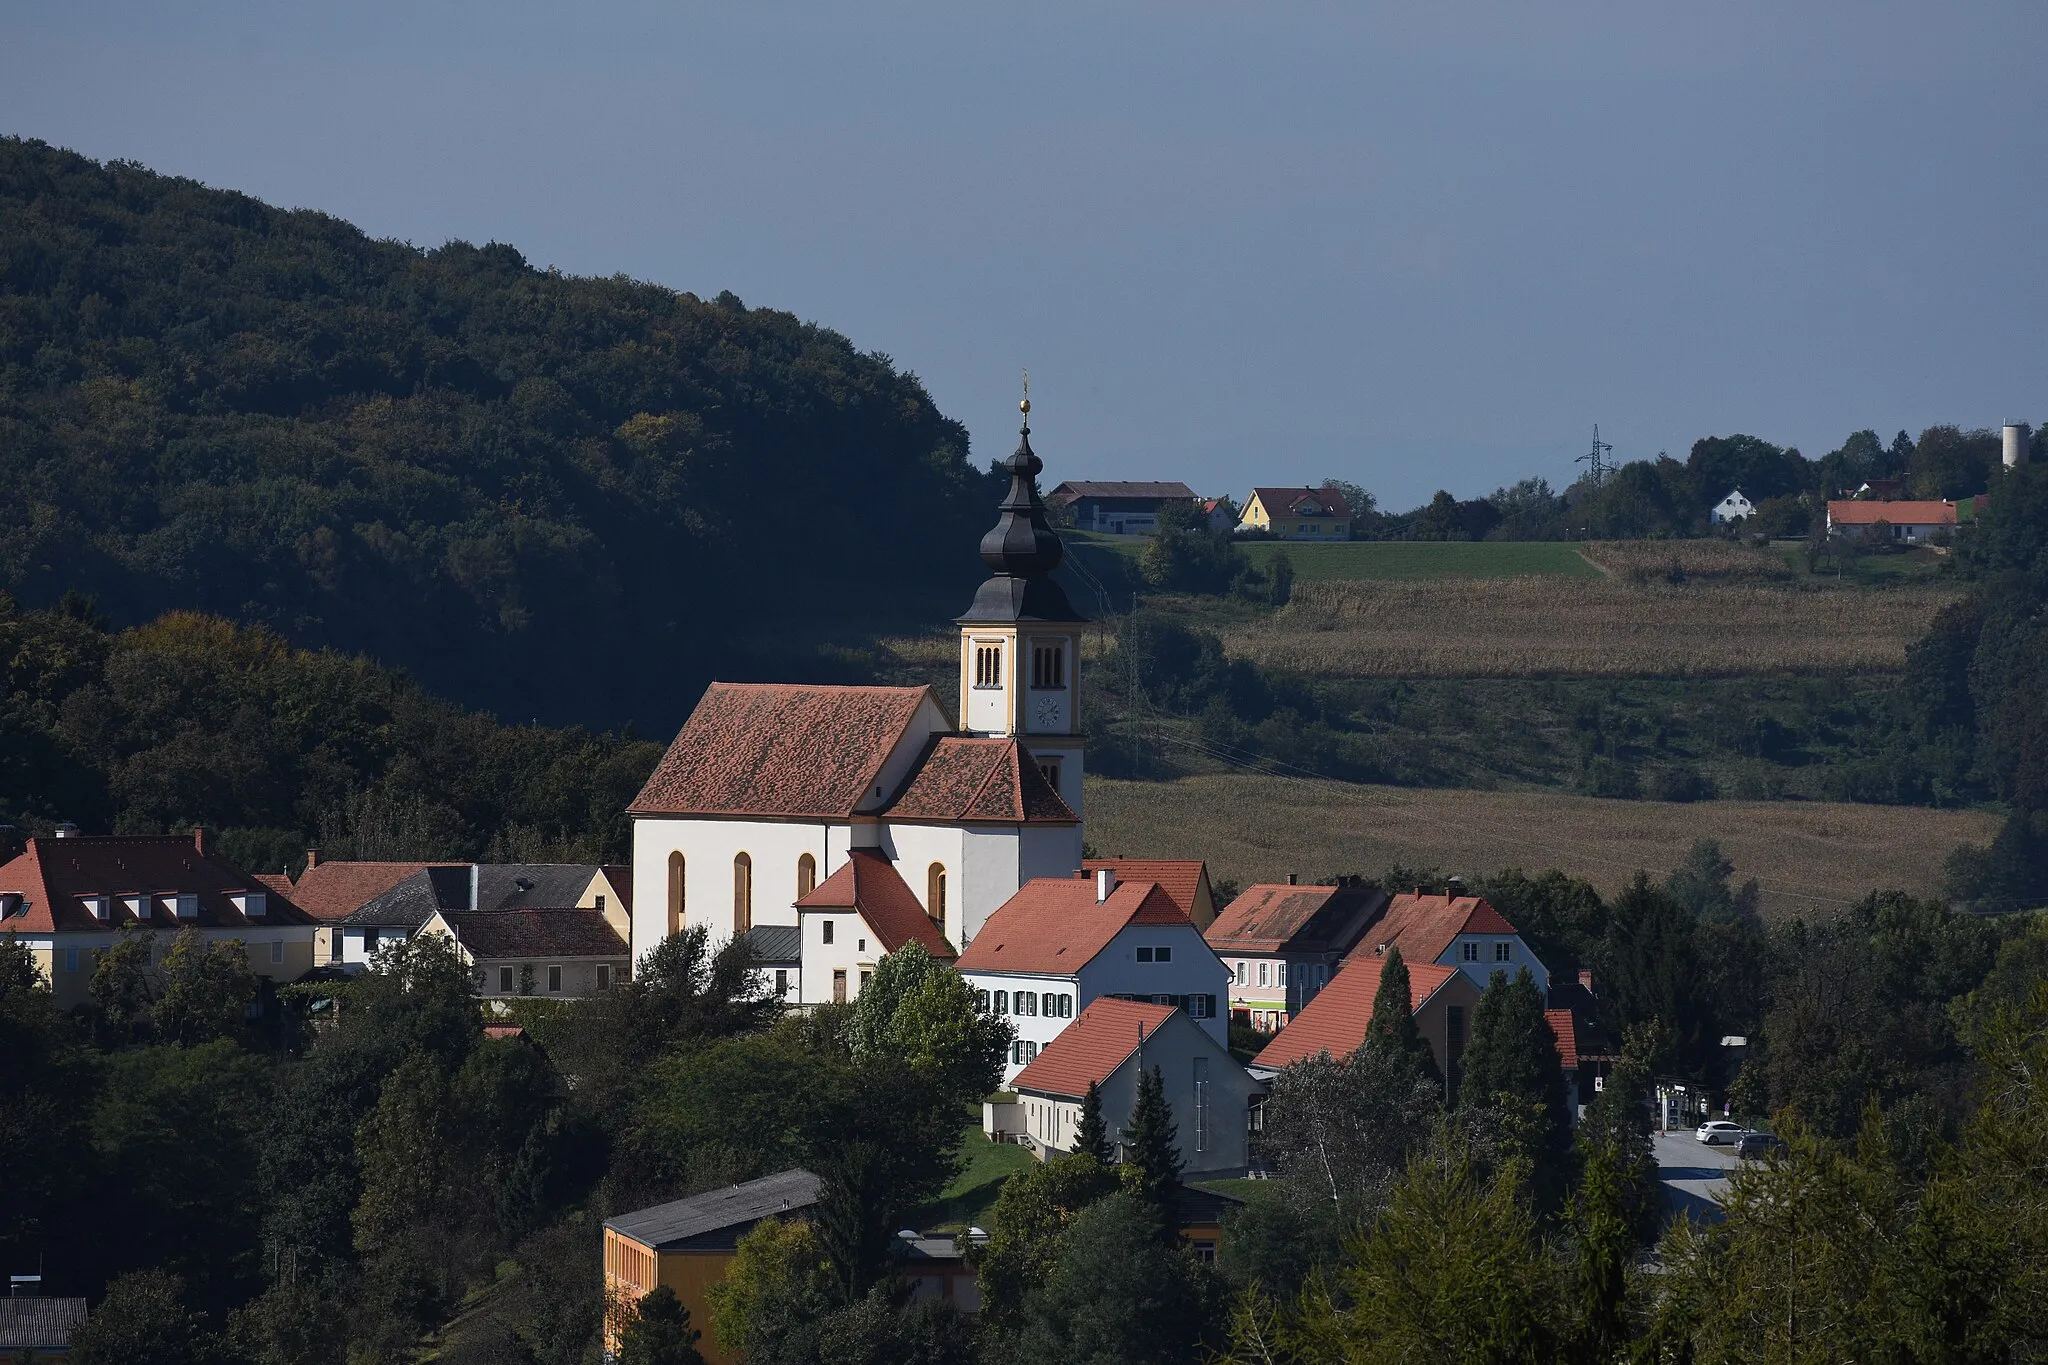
[1032,694,1064,731]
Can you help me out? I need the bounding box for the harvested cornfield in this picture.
[1085,773,1997,920]
[1580,539,1795,584]
[1222,577,1959,678]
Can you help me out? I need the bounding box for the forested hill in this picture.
[0,138,994,728]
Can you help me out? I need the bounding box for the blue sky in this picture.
[4,1,2044,507]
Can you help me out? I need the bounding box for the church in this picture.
[626,395,1091,971]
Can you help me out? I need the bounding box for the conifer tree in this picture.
[1073,1079,1112,1163]
[1459,968,1571,1192]
[1123,1066,1183,1205]
[1362,946,1441,1086]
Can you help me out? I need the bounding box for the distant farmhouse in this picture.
[1237,486,1351,539]
[1825,498,1972,544]
[1045,480,1200,535]
[1709,489,1754,525]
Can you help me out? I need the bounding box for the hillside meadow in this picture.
[1085,772,1998,919]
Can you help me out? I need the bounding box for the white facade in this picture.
[798,909,884,1007]
[1710,489,1755,525]
[1439,932,1549,994]
[966,920,1230,1085]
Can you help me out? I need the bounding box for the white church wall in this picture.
[630,816,848,966]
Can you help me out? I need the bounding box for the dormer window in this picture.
[81,894,110,921]
[0,892,21,918]
[120,893,147,920]
[164,893,198,919]
[230,891,267,919]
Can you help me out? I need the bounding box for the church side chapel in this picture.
[627,395,1093,987]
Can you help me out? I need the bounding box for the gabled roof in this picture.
[1045,481,1200,504]
[0,834,314,933]
[288,860,452,923]
[1546,1009,1579,1070]
[1250,956,1465,1071]
[629,683,938,820]
[883,737,1077,825]
[1083,859,1211,924]
[795,850,955,958]
[1353,893,1519,968]
[342,864,606,929]
[478,864,604,909]
[1011,997,1179,1098]
[607,1169,823,1251]
[1250,486,1350,519]
[955,876,1191,977]
[344,866,474,929]
[0,1297,87,1350]
[437,908,628,959]
[1826,499,1958,526]
[1206,882,1386,955]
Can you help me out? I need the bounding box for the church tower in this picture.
[957,390,1088,816]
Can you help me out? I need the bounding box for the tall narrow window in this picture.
[973,642,1003,689]
[927,864,947,927]
[1193,1057,1210,1152]
[833,969,847,1004]
[797,853,817,899]
[733,853,753,935]
[666,851,685,937]
[1031,641,1065,689]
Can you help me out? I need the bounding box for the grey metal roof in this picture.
[744,924,802,965]
[606,1169,822,1251]
[0,1297,87,1349]
[343,864,600,927]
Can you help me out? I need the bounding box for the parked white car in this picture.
[1695,1120,1746,1146]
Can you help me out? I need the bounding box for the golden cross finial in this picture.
[1020,367,1031,420]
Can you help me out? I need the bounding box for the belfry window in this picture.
[1031,642,1065,690]
[974,642,1003,689]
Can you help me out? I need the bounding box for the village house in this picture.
[335,863,614,970]
[0,1292,87,1359]
[1205,877,1388,1031]
[625,409,1090,970]
[957,869,1228,1083]
[1082,857,1220,929]
[1236,486,1352,539]
[988,997,1264,1182]
[0,829,318,1009]
[1709,489,1754,525]
[795,848,956,1005]
[1248,953,1481,1084]
[1044,480,1200,535]
[417,903,631,999]
[1352,890,1551,994]
[1824,498,1958,544]
[281,854,459,969]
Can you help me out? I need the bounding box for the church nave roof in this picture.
[882,737,1077,826]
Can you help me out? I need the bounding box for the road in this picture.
[1652,1129,1739,1221]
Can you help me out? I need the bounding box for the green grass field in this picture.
[905,1126,1037,1231]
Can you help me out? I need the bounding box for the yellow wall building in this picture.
[1238,486,1352,539]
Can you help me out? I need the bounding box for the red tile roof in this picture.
[629,683,937,819]
[1353,894,1519,969]
[1012,997,1179,1098]
[1545,1009,1579,1070]
[1083,859,1209,922]
[955,876,1189,976]
[287,861,451,923]
[1251,486,1350,519]
[1205,882,1384,954]
[796,850,955,958]
[1826,499,1958,527]
[885,738,1077,825]
[439,908,629,959]
[0,835,314,933]
[1251,956,1463,1070]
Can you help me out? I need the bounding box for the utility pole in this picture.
[1576,425,1614,487]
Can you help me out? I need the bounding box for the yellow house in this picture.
[0,829,319,1009]
[1238,486,1352,539]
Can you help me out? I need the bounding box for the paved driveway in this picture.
[1652,1129,1739,1221]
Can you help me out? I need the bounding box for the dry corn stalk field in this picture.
[1223,575,1960,678]
[1579,539,1797,583]
[1086,773,1997,920]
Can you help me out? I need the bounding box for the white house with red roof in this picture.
[1351,891,1549,994]
[1249,954,1480,1082]
[1081,858,1219,929]
[625,404,1093,974]
[988,997,1262,1177]
[795,849,957,1006]
[0,829,319,1008]
[955,869,1229,1083]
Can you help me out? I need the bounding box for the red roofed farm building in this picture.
[1205,878,1388,1030]
[1248,954,1480,1083]
[0,829,320,1008]
[956,869,1230,1084]
[1352,892,1550,993]
[991,997,1264,1178]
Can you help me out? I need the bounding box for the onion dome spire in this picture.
[957,375,1086,625]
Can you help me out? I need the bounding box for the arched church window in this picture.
[797,853,817,899]
[666,852,685,937]
[927,864,947,928]
[733,853,753,935]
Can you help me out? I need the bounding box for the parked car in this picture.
[1735,1132,1787,1160]
[1695,1120,1746,1145]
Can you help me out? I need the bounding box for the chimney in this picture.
[1095,867,1116,903]
[1445,875,1466,897]
[1286,872,1298,886]
[304,848,320,870]
[193,826,209,856]
[1578,968,1594,993]
[53,823,80,839]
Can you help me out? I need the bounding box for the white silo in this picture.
[2005,422,2031,469]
